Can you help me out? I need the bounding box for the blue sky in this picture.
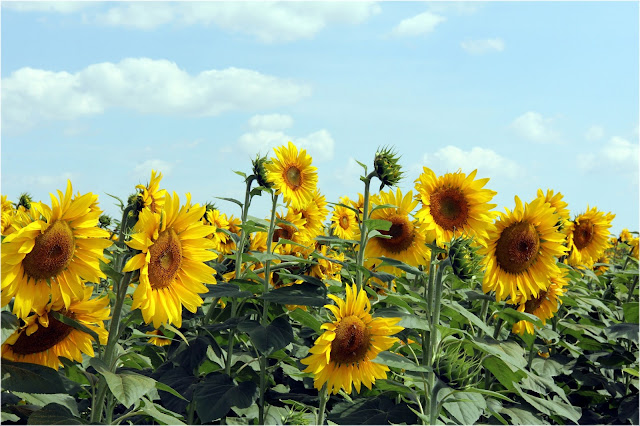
[2,1,638,234]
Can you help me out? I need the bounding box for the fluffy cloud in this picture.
[133,159,174,180]
[91,2,380,42]
[1,58,311,132]
[248,114,294,131]
[585,125,605,142]
[239,115,334,162]
[460,38,505,55]
[578,136,639,179]
[510,111,560,143]
[391,11,446,37]
[422,145,522,179]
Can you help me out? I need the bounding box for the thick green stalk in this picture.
[477,298,490,337]
[422,249,437,367]
[428,258,450,425]
[259,191,279,425]
[355,171,377,290]
[223,176,256,376]
[526,340,536,369]
[317,384,328,425]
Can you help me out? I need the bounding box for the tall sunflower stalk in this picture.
[91,204,136,424]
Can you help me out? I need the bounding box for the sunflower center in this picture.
[285,166,302,189]
[339,214,350,230]
[22,220,75,280]
[495,221,540,274]
[330,315,371,365]
[148,228,182,289]
[573,220,594,250]
[377,215,415,254]
[429,188,470,231]
[524,290,548,314]
[272,225,294,243]
[11,311,75,355]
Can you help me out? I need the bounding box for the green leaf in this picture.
[162,323,189,345]
[14,392,79,417]
[328,395,417,425]
[441,300,493,336]
[288,308,323,333]
[531,357,567,378]
[194,374,258,423]
[1,311,19,345]
[471,336,527,369]
[482,356,527,391]
[261,282,327,307]
[1,360,67,394]
[50,311,100,343]
[495,307,543,328]
[155,381,188,401]
[364,218,392,232]
[373,351,431,372]
[623,302,639,323]
[216,197,243,208]
[94,365,157,409]
[233,170,247,179]
[513,384,581,423]
[237,316,294,355]
[500,405,543,425]
[100,259,123,283]
[202,283,253,299]
[442,390,487,425]
[375,308,430,331]
[375,256,425,276]
[623,367,640,378]
[1,412,20,422]
[369,203,399,213]
[27,403,83,425]
[139,397,186,425]
[604,323,639,342]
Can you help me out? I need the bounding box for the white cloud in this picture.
[248,114,294,131]
[391,11,446,37]
[427,2,481,15]
[422,145,522,179]
[91,2,380,42]
[460,38,505,55]
[133,159,174,180]
[2,1,94,14]
[1,58,311,132]
[578,136,639,179]
[510,111,560,144]
[585,125,605,142]
[239,117,334,162]
[20,172,75,187]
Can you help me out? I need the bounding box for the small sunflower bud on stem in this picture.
[374,146,404,190]
[252,154,273,189]
[17,192,33,210]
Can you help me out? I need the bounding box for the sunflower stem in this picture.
[317,383,328,425]
[356,171,377,291]
[526,339,536,370]
[478,298,490,337]
[428,258,450,426]
[258,191,279,425]
[223,175,256,377]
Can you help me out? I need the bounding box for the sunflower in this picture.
[619,228,633,243]
[146,329,172,347]
[365,188,431,268]
[414,167,497,245]
[630,237,639,259]
[136,170,167,214]
[203,208,230,252]
[217,215,242,256]
[565,207,615,268]
[593,253,610,276]
[331,197,360,241]
[265,141,318,210]
[301,283,403,395]
[309,244,345,282]
[1,287,109,370]
[1,182,112,318]
[272,209,313,251]
[123,192,217,328]
[292,189,328,241]
[480,196,567,302]
[511,271,568,336]
[536,188,570,226]
[1,195,16,235]
[349,193,365,221]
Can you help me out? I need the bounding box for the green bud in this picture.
[448,236,482,282]
[17,192,33,210]
[99,214,112,228]
[374,146,404,190]
[435,339,482,390]
[127,192,145,220]
[252,154,273,189]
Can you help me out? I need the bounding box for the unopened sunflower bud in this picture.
[252,154,273,189]
[99,214,112,228]
[435,339,482,389]
[374,146,404,189]
[17,192,33,210]
[127,192,145,220]
[449,236,482,282]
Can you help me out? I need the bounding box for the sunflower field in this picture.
[1,143,638,425]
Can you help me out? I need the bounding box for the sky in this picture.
[1,1,638,235]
